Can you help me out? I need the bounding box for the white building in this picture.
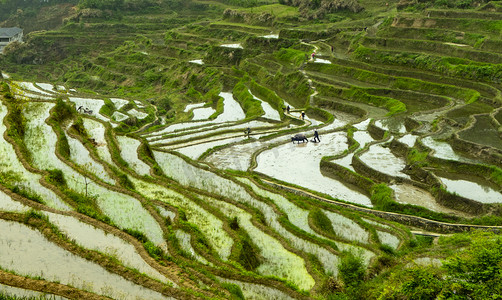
[0,27,23,53]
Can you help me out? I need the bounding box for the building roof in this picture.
[0,27,23,38]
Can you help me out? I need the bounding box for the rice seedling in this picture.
[323,210,370,244]
[219,277,294,300]
[115,135,151,176]
[127,109,149,120]
[129,177,233,261]
[208,199,315,291]
[45,212,175,285]
[23,103,165,247]
[376,230,401,250]
[0,189,30,213]
[0,219,173,300]
[0,103,69,210]
[0,283,64,299]
[174,230,211,265]
[65,134,114,184]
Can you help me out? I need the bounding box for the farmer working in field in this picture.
[313,130,320,143]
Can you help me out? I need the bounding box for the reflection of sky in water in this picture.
[359,144,410,179]
[146,92,245,134]
[204,136,285,171]
[250,91,281,121]
[314,58,331,64]
[0,220,171,300]
[184,103,205,112]
[150,121,271,145]
[354,119,371,130]
[398,134,418,147]
[189,59,204,65]
[255,132,372,206]
[422,137,476,163]
[374,119,406,133]
[221,43,243,49]
[331,153,354,171]
[175,136,244,159]
[439,176,502,203]
[353,131,373,148]
[261,34,279,39]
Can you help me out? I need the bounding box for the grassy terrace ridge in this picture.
[1,0,502,299]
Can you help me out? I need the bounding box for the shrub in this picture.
[118,173,134,189]
[46,169,66,187]
[238,237,261,271]
[339,252,365,288]
[100,98,115,116]
[232,81,264,119]
[310,208,335,236]
[53,97,74,121]
[222,283,244,300]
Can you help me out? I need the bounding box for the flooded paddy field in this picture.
[2,3,502,298]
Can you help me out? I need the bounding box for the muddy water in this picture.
[110,98,129,110]
[66,134,114,184]
[204,135,287,171]
[221,43,243,49]
[398,134,418,147]
[24,103,166,249]
[209,199,316,290]
[0,220,173,300]
[353,119,371,130]
[129,177,233,261]
[13,81,55,96]
[116,135,151,176]
[35,83,58,95]
[359,144,410,179]
[0,189,29,213]
[145,92,245,135]
[390,183,468,216]
[174,230,210,265]
[374,118,406,134]
[331,153,355,171]
[436,174,502,204]
[83,118,114,165]
[175,136,244,159]
[45,212,174,285]
[149,121,271,145]
[254,132,373,207]
[192,106,215,120]
[314,58,332,64]
[189,59,204,65]
[0,283,66,300]
[0,102,70,211]
[219,278,294,300]
[68,97,108,122]
[421,136,477,163]
[249,91,281,121]
[128,108,148,120]
[353,131,374,148]
[112,111,129,122]
[323,210,369,244]
[460,115,502,150]
[184,103,205,112]
[154,152,340,276]
[376,230,400,249]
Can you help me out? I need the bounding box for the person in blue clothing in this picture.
[313,129,320,142]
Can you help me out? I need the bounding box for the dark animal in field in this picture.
[291,133,308,143]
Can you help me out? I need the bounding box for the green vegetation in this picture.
[1,0,502,298]
[232,80,264,119]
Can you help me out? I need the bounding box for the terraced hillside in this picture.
[0,0,502,299]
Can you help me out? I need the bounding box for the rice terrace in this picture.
[0,0,501,299]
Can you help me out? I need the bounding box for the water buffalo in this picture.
[291,133,308,144]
